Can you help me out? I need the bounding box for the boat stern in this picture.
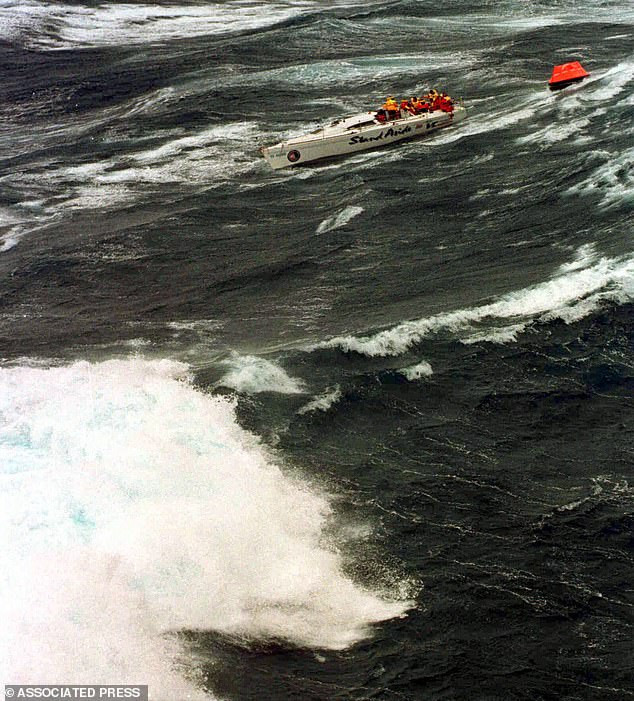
[451,104,467,123]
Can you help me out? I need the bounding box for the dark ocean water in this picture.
[1,1,633,699]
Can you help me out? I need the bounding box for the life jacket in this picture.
[383,99,398,112]
[438,96,454,112]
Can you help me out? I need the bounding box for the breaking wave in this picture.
[218,354,306,394]
[1,358,409,696]
[317,248,634,356]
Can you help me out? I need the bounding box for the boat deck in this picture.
[282,109,450,147]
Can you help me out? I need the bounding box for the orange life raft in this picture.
[548,61,590,89]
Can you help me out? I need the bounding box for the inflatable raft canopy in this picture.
[549,61,590,89]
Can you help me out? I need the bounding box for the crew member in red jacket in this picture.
[410,96,424,114]
[399,98,411,116]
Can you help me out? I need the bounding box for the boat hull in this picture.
[261,106,466,169]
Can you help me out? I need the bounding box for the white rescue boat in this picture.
[260,105,466,169]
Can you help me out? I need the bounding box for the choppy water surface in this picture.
[1,1,633,699]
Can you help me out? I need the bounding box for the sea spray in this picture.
[1,358,409,695]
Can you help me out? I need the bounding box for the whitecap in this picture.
[218,354,306,394]
[565,146,634,210]
[399,361,433,381]
[582,60,634,102]
[1,358,411,694]
[298,386,342,414]
[316,248,634,356]
[11,122,261,218]
[0,0,371,50]
[316,206,364,234]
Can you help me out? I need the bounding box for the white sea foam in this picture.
[317,206,364,234]
[399,361,433,381]
[0,199,51,252]
[317,249,634,357]
[516,116,591,146]
[239,51,477,90]
[437,5,634,32]
[0,225,23,252]
[66,122,258,189]
[461,323,526,345]
[565,146,634,210]
[0,1,305,49]
[298,386,342,414]
[0,0,369,49]
[10,122,260,216]
[218,354,306,394]
[1,358,409,694]
[1,121,259,247]
[557,243,598,273]
[432,92,545,146]
[582,60,634,102]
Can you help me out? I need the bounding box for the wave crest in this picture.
[1,358,410,694]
